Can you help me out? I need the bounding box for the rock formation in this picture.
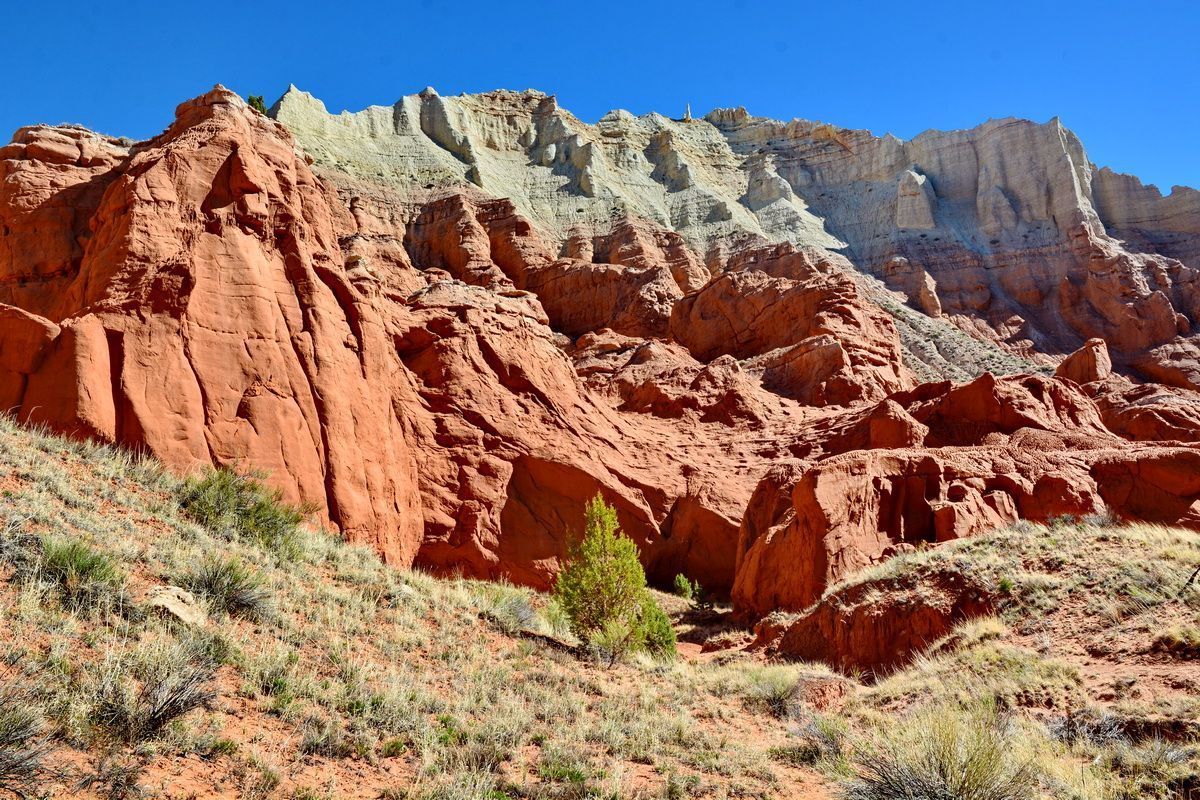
[2,84,1199,634]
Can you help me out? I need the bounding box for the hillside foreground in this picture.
[1,414,1198,799]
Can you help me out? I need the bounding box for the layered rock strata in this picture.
[1,85,1198,632]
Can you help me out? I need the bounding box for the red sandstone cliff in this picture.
[3,86,1200,626]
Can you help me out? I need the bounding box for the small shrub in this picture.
[179,556,271,621]
[640,597,677,660]
[672,574,695,600]
[435,714,465,747]
[252,647,299,700]
[247,95,268,114]
[554,494,675,663]
[537,598,573,640]
[1046,708,1126,747]
[38,535,124,611]
[178,469,310,559]
[843,702,1038,800]
[381,737,407,758]
[236,755,280,798]
[537,749,588,784]
[743,667,800,718]
[0,685,54,795]
[93,642,217,744]
[202,737,239,758]
[479,589,536,635]
[1153,627,1200,658]
[1106,738,1199,799]
[299,715,353,758]
[783,712,848,769]
[77,753,145,800]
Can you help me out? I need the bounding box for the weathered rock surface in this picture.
[277,88,1200,391]
[2,84,1200,631]
[1056,338,1113,384]
[2,88,425,563]
[668,244,913,405]
[759,568,995,676]
[731,373,1200,618]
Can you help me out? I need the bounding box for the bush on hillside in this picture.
[178,469,311,560]
[553,494,676,663]
[843,701,1038,800]
[37,535,125,612]
[93,640,217,745]
[247,95,268,114]
[179,556,271,621]
[0,684,54,795]
[639,596,677,659]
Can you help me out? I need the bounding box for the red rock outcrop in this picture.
[0,125,128,318]
[1088,379,1200,444]
[731,373,1200,618]
[1055,338,1113,385]
[403,195,699,338]
[669,244,913,406]
[759,568,996,676]
[1,88,425,563]
[0,87,814,595]
[3,85,1200,627]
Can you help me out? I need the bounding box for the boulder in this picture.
[146,586,207,627]
[766,568,995,675]
[1056,338,1113,384]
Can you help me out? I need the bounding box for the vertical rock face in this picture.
[0,88,426,565]
[895,169,936,230]
[2,85,1200,626]
[707,112,1200,386]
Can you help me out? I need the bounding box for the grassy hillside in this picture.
[1,413,1198,799]
[807,520,1200,800]
[0,415,825,799]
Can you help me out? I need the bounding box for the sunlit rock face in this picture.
[1,84,1198,619]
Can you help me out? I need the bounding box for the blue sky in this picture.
[2,0,1196,191]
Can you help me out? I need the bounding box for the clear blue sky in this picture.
[2,0,1196,191]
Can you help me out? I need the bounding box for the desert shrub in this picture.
[537,597,573,640]
[201,737,239,758]
[672,574,712,611]
[639,596,677,659]
[843,702,1038,800]
[743,666,801,718]
[251,647,299,700]
[477,587,537,635]
[298,715,353,758]
[553,494,674,663]
[179,556,271,621]
[178,469,309,559]
[247,95,268,114]
[37,535,124,611]
[381,737,407,758]
[1106,739,1199,800]
[77,753,145,800]
[0,684,54,795]
[1046,708,1126,747]
[772,712,848,769]
[93,641,217,744]
[1153,626,1200,658]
